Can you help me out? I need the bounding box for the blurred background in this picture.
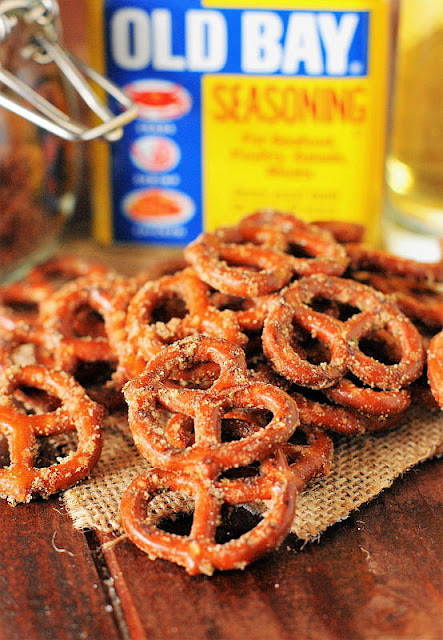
[58,0,90,238]
[56,0,442,259]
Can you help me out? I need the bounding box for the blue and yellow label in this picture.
[90,1,390,245]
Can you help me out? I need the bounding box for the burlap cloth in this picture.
[62,405,442,542]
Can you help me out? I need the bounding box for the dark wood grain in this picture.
[0,497,122,640]
[99,458,443,640]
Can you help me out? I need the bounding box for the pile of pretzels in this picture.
[0,211,441,575]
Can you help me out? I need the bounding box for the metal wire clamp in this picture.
[0,0,137,141]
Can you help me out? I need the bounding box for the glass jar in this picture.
[0,0,136,283]
[382,1,443,261]
[0,1,77,281]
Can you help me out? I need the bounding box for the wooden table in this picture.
[0,238,442,640]
[0,455,441,640]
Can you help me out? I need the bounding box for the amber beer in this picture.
[383,2,443,260]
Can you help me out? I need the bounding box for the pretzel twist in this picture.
[0,365,104,504]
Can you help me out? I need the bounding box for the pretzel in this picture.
[39,273,133,372]
[121,451,298,575]
[27,255,111,289]
[353,271,443,330]
[184,226,294,297]
[262,287,349,389]
[282,426,333,490]
[239,211,349,276]
[323,377,411,416]
[263,275,425,392]
[0,322,56,370]
[124,336,298,473]
[0,282,44,333]
[122,269,247,378]
[215,406,333,488]
[0,365,104,503]
[248,362,402,434]
[185,211,350,298]
[210,291,277,332]
[427,331,443,409]
[0,256,111,316]
[312,220,365,244]
[298,391,401,434]
[346,244,443,282]
[126,335,249,410]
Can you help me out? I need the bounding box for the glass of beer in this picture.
[382,1,443,261]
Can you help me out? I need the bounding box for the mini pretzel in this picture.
[124,334,249,414]
[282,426,333,490]
[290,391,401,435]
[323,377,411,416]
[263,275,425,392]
[39,273,133,372]
[312,220,365,244]
[239,211,349,276]
[184,226,294,297]
[346,244,443,282]
[210,291,278,332]
[0,365,104,503]
[27,255,111,288]
[122,269,247,378]
[0,282,45,333]
[0,322,56,370]
[250,362,402,434]
[427,331,443,408]
[124,337,298,473]
[262,286,349,389]
[0,257,111,317]
[214,407,333,489]
[353,271,443,330]
[344,306,424,390]
[120,453,297,576]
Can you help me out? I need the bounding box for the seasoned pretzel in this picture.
[124,334,249,413]
[121,453,297,576]
[427,331,443,409]
[239,211,349,276]
[263,275,425,392]
[185,212,348,297]
[122,269,247,378]
[346,244,443,282]
[323,377,411,416]
[0,256,111,316]
[248,361,401,434]
[210,291,277,332]
[262,289,349,389]
[124,337,298,474]
[0,322,56,370]
[214,406,333,489]
[0,365,104,503]
[291,391,401,435]
[353,271,443,330]
[184,226,294,297]
[312,220,365,244]
[0,282,45,332]
[27,255,111,288]
[282,426,333,490]
[39,273,133,372]
[344,306,424,390]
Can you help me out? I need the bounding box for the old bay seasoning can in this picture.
[89,0,391,247]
